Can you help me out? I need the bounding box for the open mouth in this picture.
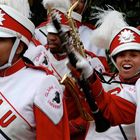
[122,64,132,70]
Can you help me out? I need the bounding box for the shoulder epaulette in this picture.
[25,63,53,75]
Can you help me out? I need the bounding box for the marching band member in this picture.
[38,9,107,140]
[74,25,140,140]
[0,4,70,140]
[34,0,108,66]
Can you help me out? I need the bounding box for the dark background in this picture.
[83,0,140,27]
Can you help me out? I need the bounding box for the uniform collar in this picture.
[0,59,26,77]
[53,53,67,61]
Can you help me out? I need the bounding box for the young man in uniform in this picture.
[26,6,108,140]
[34,0,108,70]
[0,4,70,140]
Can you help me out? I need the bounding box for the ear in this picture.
[16,42,24,55]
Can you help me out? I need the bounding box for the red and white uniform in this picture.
[43,49,108,138]
[0,59,70,140]
[89,74,138,139]
[85,74,136,140]
[25,44,108,139]
[43,49,107,80]
[25,41,108,80]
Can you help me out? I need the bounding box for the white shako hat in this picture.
[42,0,82,34]
[0,5,35,69]
[110,26,140,57]
[0,5,35,45]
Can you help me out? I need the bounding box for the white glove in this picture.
[75,52,93,79]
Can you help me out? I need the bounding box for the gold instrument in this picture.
[61,0,93,121]
[67,0,86,57]
[61,74,93,121]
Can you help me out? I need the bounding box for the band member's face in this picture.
[47,33,65,54]
[70,0,85,14]
[0,38,13,66]
[116,50,140,79]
